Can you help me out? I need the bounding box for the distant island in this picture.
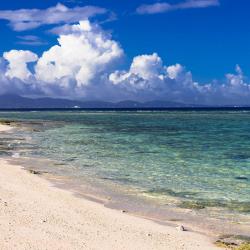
[0,94,245,109]
[0,94,197,109]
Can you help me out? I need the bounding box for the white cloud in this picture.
[16,35,47,46]
[179,0,220,8]
[109,53,165,90]
[109,53,250,105]
[136,0,220,15]
[137,3,172,15]
[130,53,164,79]
[0,3,108,31]
[109,53,204,102]
[166,64,184,80]
[2,19,250,105]
[3,50,38,81]
[35,20,123,89]
[222,65,250,99]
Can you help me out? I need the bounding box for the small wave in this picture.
[12,152,20,158]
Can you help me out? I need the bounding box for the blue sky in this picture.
[0,0,249,81]
[0,0,250,104]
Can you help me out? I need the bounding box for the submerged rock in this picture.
[235,176,249,181]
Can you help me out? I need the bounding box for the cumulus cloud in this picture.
[1,19,250,105]
[136,0,220,15]
[109,53,250,105]
[35,20,123,89]
[0,3,108,31]
[3,50,38,81]
[110,53,165,88]
[109,53,204,102]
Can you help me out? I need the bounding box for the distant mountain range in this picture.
[0,94,200,109]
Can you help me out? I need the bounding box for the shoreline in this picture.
[0,124,221,249]
[9,153,250,240]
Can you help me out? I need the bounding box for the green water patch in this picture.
[62,157,78,162]
[226,152,250,161]
[0,150,12,156]
[179,201,206,210]
[216,235,250,249]
[100,176,138,185]
[146,188,198,199]
[179,199,250,212]
[237,243,250,250]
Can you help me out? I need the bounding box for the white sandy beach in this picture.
[0,125,220,250]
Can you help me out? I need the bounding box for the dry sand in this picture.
[0,125,220,250]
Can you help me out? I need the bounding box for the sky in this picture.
[0,0,250,105]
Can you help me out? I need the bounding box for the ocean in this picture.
[0,109,250,235]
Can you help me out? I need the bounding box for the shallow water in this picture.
[0,110,250,233]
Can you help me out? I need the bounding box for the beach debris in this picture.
[28,169,48,175]
[176,225,186,231]
[147,233,152,237]
[41,219,47,223]
[29,170,42,175]
[121,210,127,213]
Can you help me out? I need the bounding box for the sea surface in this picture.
[0,109,250,234]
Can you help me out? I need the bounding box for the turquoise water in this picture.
[0,110,250,214]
